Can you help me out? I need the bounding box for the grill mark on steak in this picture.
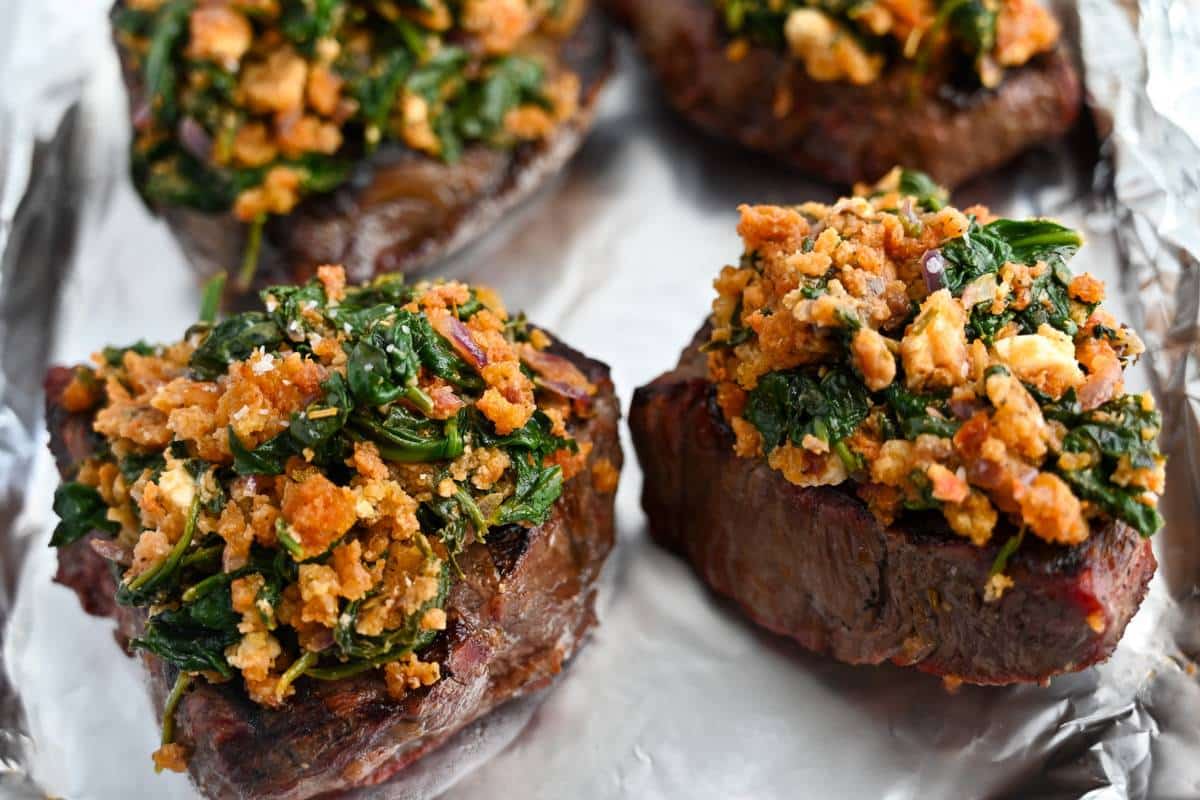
[629,326,1155,685]
[44,336,622,799]
[612,0,1081,187]
[114,5,615,293]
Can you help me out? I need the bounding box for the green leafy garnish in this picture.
[50,483,120,547]
[1052,394,1165,537]
[744,367,870,470]
[881,384,960,440]
[189,313,284,380]
[898,169,947,211]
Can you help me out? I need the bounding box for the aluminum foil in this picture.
[2,1,1199,798]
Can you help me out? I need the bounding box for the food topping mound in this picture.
[115,0,585,222]
[707,168,1165,553]
[715,0,1060,87]
[50,265,595,771]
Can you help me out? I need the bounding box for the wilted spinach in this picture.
[744,367,870,470]
[132,582,241,676]
[881,384,960,440]
[898,169,948,211]
[50,483,120,547]
[189,313,284,379]
[1052,394,1165,537]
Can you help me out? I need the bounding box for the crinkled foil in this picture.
[2,2,1198,798]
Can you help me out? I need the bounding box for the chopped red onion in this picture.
[948,397,978,420]
[519,345,594,401]
[444,316,488,369]
[178,117,213,162]
[899,198,922,234]
[89,537,132,566]
[921,249,946,293]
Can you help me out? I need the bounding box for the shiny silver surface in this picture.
[1,2,1197,797]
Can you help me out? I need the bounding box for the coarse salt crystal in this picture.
[251,352,276,375]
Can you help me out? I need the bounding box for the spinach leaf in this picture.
[134,147,235,212]
[409,312,483,389]
[280,0,344,47]
[1057,467,1164,538]
[346,317,428,407]
[350,48,412,139]
[229,427,294,476]
[348,337,408,406]
[1051,394,1165,537]
[331,561,449,661]
[350,408,465,463]
[473,409,574,462]
[144,0,193,124]
[263,281,328,339]
[290,372,352,447]
[50,483,119,547]
[945,0,997,54]
[119,452,166,484]
[967,304,1013,343]
[986,219,1083,266]
[102,341,156,367]
[939,220,1014,295]
[941,218,1084,339]
[490,455,562,527]
[456,56,545,140]
[898,169,947,211]
[189,313,284,379]
[293,153,352,193]
[744,368,870,463]
[132,592,240,677]
[881,384,960,440]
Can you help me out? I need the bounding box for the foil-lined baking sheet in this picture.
[2,1,1199,797]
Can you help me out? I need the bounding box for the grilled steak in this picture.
[612,0,1081,187]
[45,335,622,799]
[114,5,615,291]
[630,329,1156,685]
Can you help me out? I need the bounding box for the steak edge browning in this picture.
[45,337,622,799]
[629,331,1155,685]
[615,0,1081,187]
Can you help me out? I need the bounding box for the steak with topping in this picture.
[630,330,1156,685]
[612,0,1080,187]
[113,2,615,291]
[45,332,621,799]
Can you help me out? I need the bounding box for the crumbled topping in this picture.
[117,0,585,223]
[52,265,616,767]
[718,0,1060,88]
[708,169,1164,549]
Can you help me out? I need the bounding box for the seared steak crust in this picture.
[45,338,622,799]
[114,5,615,290]
[613,0,1081,187]
[629,331,1155,685]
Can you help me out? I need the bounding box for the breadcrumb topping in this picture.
[55,265,617,773]
[708,168,1164,550]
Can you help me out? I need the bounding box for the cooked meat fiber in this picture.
[630,333,1156,685]
[45,339,622,799]
[116,6,614,291]
[614,0,1081,187]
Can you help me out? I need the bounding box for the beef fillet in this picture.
[114,5,615,292]
[611,0,1081,187]
[629,330,1155,685]
[45,336,622,799]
